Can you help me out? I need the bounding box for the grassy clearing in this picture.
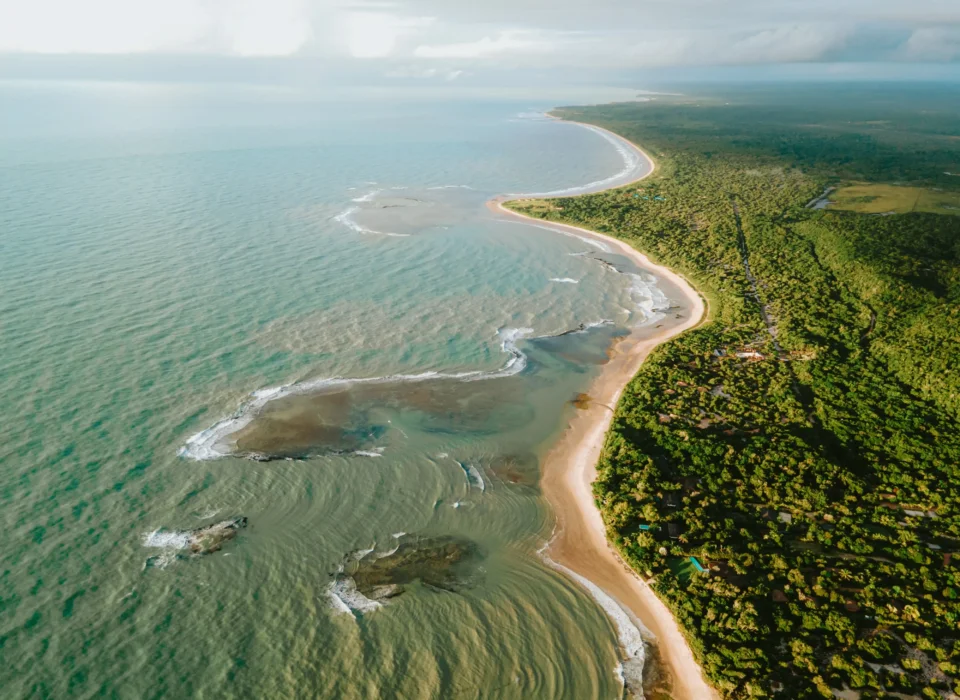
[505,198,562,214]
[667,557,698,585]
[828,182,960,215]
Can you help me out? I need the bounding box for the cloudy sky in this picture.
[1,0,958,84]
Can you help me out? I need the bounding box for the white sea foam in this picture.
[625,272,670,326]
[391,532,406,539]
[334,205,361,230]
[141,529,191,569]
[351,546,375,561]
[549,277,579,284]
[510,221,611,252]
[464,464,486,492]
[180,328,535,460]
[427,184,474,190]
[587,319,614,328]
[354,447,385,458]
[142,529,190,549]
[326,576,382,616]
[508,123,647,198]
[614,663,627,695]
[581,254,669,327]
[351,189,382,203]
[333,205,410,237]
[544,557,649,699]
[374,542,400,559]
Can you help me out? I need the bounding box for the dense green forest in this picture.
[508,86,960,699]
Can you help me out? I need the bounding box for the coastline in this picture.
[490,120,716,699]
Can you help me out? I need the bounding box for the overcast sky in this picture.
[1,0,958,85]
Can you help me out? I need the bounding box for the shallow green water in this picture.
[0,83,668,698]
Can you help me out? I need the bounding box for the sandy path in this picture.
[488,121,717,699]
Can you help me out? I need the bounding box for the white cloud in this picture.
[0,0,210,54]
[725,24,852,64]
[410,24,852,68]
[414,29,553,59]
[0,0,956,70]
[0,0,315,56]
[900,27,960,61]
[340,11,434,58]
[383,65,464,80]
[218,0,312,56]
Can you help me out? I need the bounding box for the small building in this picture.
[663,492,680,508]
[667,523,683,539]
[771,590,788,603]
[778,512,793,524]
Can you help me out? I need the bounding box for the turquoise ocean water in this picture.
[0,82,669,698]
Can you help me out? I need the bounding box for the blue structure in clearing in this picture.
[690,556,706,573]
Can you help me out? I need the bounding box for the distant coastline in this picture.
[490,116,716,699]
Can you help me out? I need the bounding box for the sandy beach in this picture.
[489,121,717,699]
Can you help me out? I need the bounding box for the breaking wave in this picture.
[141,529,190,570]
[179,328,534,461]
[142,529,190,550]
[457,461,486,492]
[354,448,385,458]
[507,123,648,198]
[333,206,410,237]
[625,272,670,326]
[326,575,382,616]
[543,556,649,699]
[351,189,382,203]
[497,220,611,253]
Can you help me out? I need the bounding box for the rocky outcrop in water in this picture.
[487,452,540,487]
[188,517,248,554]
[344,535,484,602]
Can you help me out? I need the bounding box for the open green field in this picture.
[828,182,960,215]
[504,198,561,214]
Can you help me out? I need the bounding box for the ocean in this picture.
[0,81,669,698]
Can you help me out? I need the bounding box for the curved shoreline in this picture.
[490,120,716,699]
